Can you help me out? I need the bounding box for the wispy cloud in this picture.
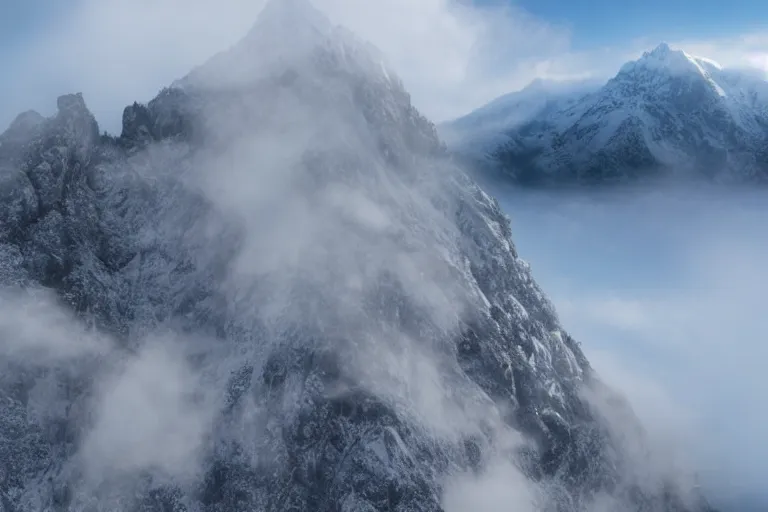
[1,0,572,131]
[81,337,215,484]
[0,0,268,132]
[676,32,768,73]
[3,0,768,133]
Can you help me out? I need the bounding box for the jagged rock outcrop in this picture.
[0,3,715,511]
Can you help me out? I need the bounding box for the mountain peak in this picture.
[258,0,321,18]
[636,42,693,70]
[649,41,672,56]
[176,0,399,97]
[639,43,722,74]
[248,0,333,40]
[618,42,726,94]
[56,93,89,116]
[4,110,44,136]
[454,41,768,185]
[177,0,341,91]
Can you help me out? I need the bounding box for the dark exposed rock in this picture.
[0,169,38,239]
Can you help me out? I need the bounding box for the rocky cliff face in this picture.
[0,3,714,511]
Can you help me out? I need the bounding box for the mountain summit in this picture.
[616,43,727,97]
[446,43,768,185]
[1,4,715,511]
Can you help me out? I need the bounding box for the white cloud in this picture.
[81,337,216,484]
[557,295,651,333]
[0,0,270,133]
[585,349,699,479]
[442,459,539,512]
[674,33,768,74]
[316,0,574,120]
[0,288,110,363]
[0,0,576,132]
[3,0,768,134]
[499,186,768,507]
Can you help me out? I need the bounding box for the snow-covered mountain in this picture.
[447,43,768,185]
[439,78,602,157]
[1,2,715,510]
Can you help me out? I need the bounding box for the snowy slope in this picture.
[439,78,601,157]
[450,43,768,185]
[0,3,715,511]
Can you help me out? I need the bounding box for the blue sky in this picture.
[510,0,768,49]
[0,2,64,45]
[4,0,767,50]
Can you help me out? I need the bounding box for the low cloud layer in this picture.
[497,185,768,508]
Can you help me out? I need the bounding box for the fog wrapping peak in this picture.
[0,2,713,510]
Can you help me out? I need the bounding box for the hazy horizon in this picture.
[494,183,768,510]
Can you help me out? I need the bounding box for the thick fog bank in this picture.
[493,183,768,510]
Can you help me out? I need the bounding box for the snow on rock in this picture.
[0,4,715,512]
[439,78,602,158]
[449,42,768,185]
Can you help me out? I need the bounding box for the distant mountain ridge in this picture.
[439,78,602,158]
[444,43,768,185]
